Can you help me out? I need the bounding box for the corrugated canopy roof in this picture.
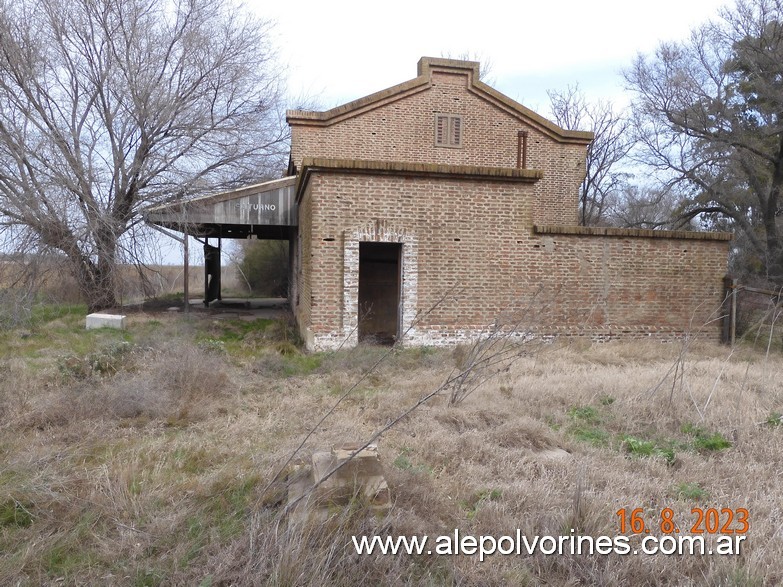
[144,176,297,239]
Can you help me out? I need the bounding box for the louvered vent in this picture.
[434,114,463,148]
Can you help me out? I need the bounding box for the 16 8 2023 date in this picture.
[616,507,749,535]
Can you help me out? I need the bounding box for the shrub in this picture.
[236,240,288,297]
[58,341,136,379]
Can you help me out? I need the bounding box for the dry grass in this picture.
[0,309,782,585]
[0,258,249,319]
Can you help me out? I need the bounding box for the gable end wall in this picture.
[290,70,586,225]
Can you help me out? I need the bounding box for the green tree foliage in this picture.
[237,240,288,297]
[625,0,783,283]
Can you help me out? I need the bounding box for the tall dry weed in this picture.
[3,307,783,586]
[11,342,232,429]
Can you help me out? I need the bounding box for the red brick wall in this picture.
[293,180,314,344]
[288,59,729,349]
[298,172,729,349]
[528,233,728,340]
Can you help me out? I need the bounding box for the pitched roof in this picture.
[286,57,593,145]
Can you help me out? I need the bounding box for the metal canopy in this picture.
[144,176,297,239]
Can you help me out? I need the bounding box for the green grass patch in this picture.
[693,433,732,452]
[133,567,166,587]
[177,473,261,569]
[767,412,783,427]
[43,543,92,579]
[461,488,502,519]
[569,425,609,446]
[393,448,432,475]
[393,453,414,470]
[255,350,324,378]
[0,498,34,528]
[41,512,101,580]
[194,317,301,358]
[567,404,610,446]
[681,424,732,452]
[282,353,323,376]
[567,405,600,422]
[622,435,676,465]
[1,309,132,364]
[173,447,214,475]
[208,318,275,343]
[202,473,261,540]
[676,482,709,501]
[544,415,561,431]
[0,302,128,362]
[30,303,88,327]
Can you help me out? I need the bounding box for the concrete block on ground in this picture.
[86,313,126,330]
[287,443,391,525]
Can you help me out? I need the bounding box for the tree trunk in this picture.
[765,141,783,285]
[77,261,118,312]
[69,244,119,313]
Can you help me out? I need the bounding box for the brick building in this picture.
[147,56,731,350]
[286,57,730,350]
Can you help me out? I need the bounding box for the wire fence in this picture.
[723,277,783,347]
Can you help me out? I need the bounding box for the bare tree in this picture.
[548,85,634,226]
[607,184,697,230]
[440,51,495,84]
[625,0,783,283]
[0,0,288,311]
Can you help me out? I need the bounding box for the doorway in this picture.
[358,242,401,344]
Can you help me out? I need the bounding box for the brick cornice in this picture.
[534,224,733,242]
[287,57,593,145]
[286,76,431,127]
[296,158,543,202]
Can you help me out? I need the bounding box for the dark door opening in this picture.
[358,242,401,344]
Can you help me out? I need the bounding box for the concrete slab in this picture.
[86,313,126,330]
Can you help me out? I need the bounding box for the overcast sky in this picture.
[160,0,733,265]
[254,0,729,115]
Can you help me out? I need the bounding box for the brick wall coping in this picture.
[296,157,543,201]
[534,224,733,241]
[287,57,593,146]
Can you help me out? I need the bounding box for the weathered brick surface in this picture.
[288,59,590,226]
[289,58,731,350]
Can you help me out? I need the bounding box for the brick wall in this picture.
[289,61,589,226]
[299,171,729,350]
[293,180,314,347]
[287,58,730,350]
